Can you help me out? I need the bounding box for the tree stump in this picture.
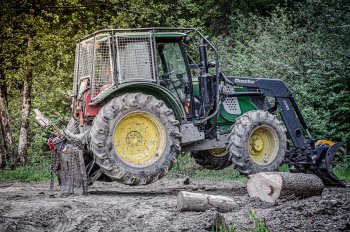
[247,172,324,203]
[177,191,239,212]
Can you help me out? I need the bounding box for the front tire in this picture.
[229,110,287,175]
[90,93,181,185]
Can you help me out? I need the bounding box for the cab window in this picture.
[156,42,189,102]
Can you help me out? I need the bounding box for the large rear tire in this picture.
[90,93,181,185]
[191,149,231,170]
[229,110,287,175]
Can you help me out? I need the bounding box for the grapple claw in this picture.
[311,142,346,187]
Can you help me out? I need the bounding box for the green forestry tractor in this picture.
[35,28,345,194]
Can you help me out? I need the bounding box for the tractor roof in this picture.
[116,32,187,38]
[78,27,196,41]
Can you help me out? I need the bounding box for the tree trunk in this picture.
[247,172,324,203]
[0,121,5,168]
[177,191,240,213]
[18,36,33,166]
[0,70,14,168]
[18,69,33,166]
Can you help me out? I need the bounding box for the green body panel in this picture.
[192,80,200,98]
[192,81,258,134]
[91,82,186,121]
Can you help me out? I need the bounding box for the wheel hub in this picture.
[113,111,166,167]
[126,131,143,147]
[248,126,279,165]
[251,135,264,153]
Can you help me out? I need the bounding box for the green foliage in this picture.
[278,164,289,172]
[248,209,270,232]
[27,124,52,164]
[333,152,350,181]
[214,223,236,232]
[170,153,246,182]
[0,161,50,181]
[214,209,270,232]
[218,1,350,151]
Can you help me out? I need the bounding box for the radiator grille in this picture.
[223,86,241,115]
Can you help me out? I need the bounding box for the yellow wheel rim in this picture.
[248,126,279,165]
[208,148,228,157]
[113,111,166,168]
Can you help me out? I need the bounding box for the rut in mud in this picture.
[0,178,349,231]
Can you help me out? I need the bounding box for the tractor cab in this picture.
[156,40,190,103]
[73,29,219,124]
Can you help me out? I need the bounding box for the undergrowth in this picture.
[214,224,236,232]
[214,209,269,232]
[169,153,247,182]
[168,152,350,183]
[334,169,350,181]
[248,209,269,232]
[1,151,349,182]
[0,161,50,181]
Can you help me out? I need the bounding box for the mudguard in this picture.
[90,82,187,121]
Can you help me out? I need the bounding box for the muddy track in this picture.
[0,178,349,231]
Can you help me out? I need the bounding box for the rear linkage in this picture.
[222,76,346,187]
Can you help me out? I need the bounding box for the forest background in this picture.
[0,0,349,180]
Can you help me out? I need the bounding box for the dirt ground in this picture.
[0,178,349,232]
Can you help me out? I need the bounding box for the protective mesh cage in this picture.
[73,44,80,106]
[115,33,156,83]
[78,37,94,80]
[74,31,157,101]
[92,33,113,99]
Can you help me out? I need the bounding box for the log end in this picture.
[247,172,283,203]
[177,191,185,211]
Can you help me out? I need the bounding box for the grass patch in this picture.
[169,153,247,182]
[213,209,270,232]
[333,153,350,181]
[2,152,348,183]
[0,162,51,181]
[248,209,269,232]
[214,224,236,232]
[278,164,289,172]
[334,166,350,181]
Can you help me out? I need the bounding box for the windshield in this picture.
[156,42,189,102]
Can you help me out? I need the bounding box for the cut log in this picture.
[177,191,239,213]
[247,172,324,203]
